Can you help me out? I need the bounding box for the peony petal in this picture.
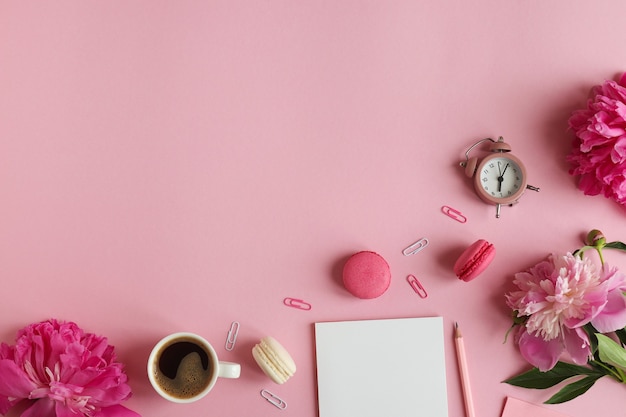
[0,343,15,361]
[611,137,626,163]
[562,327,591,365]
[518,329,563,371]
[591,290,626,332]
[21,398,56,417]
[95,404,142,417]
[562,285,609,329]
[81,370,132,406]
[0,359,37,398]
[568,110,592,131]
[55,401,86,417]
[602,264,626,291]
[578,173,604,195]
[0,396,18,414]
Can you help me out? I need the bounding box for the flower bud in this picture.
[585,229,606,247]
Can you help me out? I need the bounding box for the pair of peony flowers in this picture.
[0,319,139,417]
[511,73,626,370]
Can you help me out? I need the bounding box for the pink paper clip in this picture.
[407,274,428,298]
[442,205,467,223]
[283,297,312,310]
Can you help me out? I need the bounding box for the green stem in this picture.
[596,247,605,265]
[590,360,625,382]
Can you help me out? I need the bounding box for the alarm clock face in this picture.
[475,155,527,204]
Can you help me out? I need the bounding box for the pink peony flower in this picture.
[0,319,140,417]
[506,253,626,371]
[567,73,626,206]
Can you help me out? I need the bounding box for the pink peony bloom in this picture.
[567,73,626,206]
[0,319,140,417]
[506,253,626,371]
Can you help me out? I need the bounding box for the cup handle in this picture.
[217,361,241,379]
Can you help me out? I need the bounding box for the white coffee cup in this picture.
[147,332,241,403]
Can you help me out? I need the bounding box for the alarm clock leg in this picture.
[496,204,502,218]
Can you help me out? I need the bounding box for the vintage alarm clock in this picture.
[460,136,539,218]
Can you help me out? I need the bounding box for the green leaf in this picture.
[596,333,626,371]
[605,241,626,252]
[503,362,597,389]
[544,375,603,404]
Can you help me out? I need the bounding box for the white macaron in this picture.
[252,336,296,384]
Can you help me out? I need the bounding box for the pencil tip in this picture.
[455,321,458,329]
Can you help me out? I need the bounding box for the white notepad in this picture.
[314,316,449,417]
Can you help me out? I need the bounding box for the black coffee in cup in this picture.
[151,337,213,399]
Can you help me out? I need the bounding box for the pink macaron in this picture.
[453,239,495,282]
[342,251,391,299]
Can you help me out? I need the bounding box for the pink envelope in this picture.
[502,397,571,417]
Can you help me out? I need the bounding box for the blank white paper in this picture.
[314,316,449,417]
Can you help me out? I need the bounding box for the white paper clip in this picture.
[402,237,429,256]
[224,321,240,351]
[407,275,428,298]
[283,297,312,310]
[442,206,467,223]
[261,389,287,410]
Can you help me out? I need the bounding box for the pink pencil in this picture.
[455,322,476,417]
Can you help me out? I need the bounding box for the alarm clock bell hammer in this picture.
[460,136,539,218]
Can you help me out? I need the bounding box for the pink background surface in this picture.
[2,1,626,416]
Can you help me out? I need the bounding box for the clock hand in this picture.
[497,163,509,192]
